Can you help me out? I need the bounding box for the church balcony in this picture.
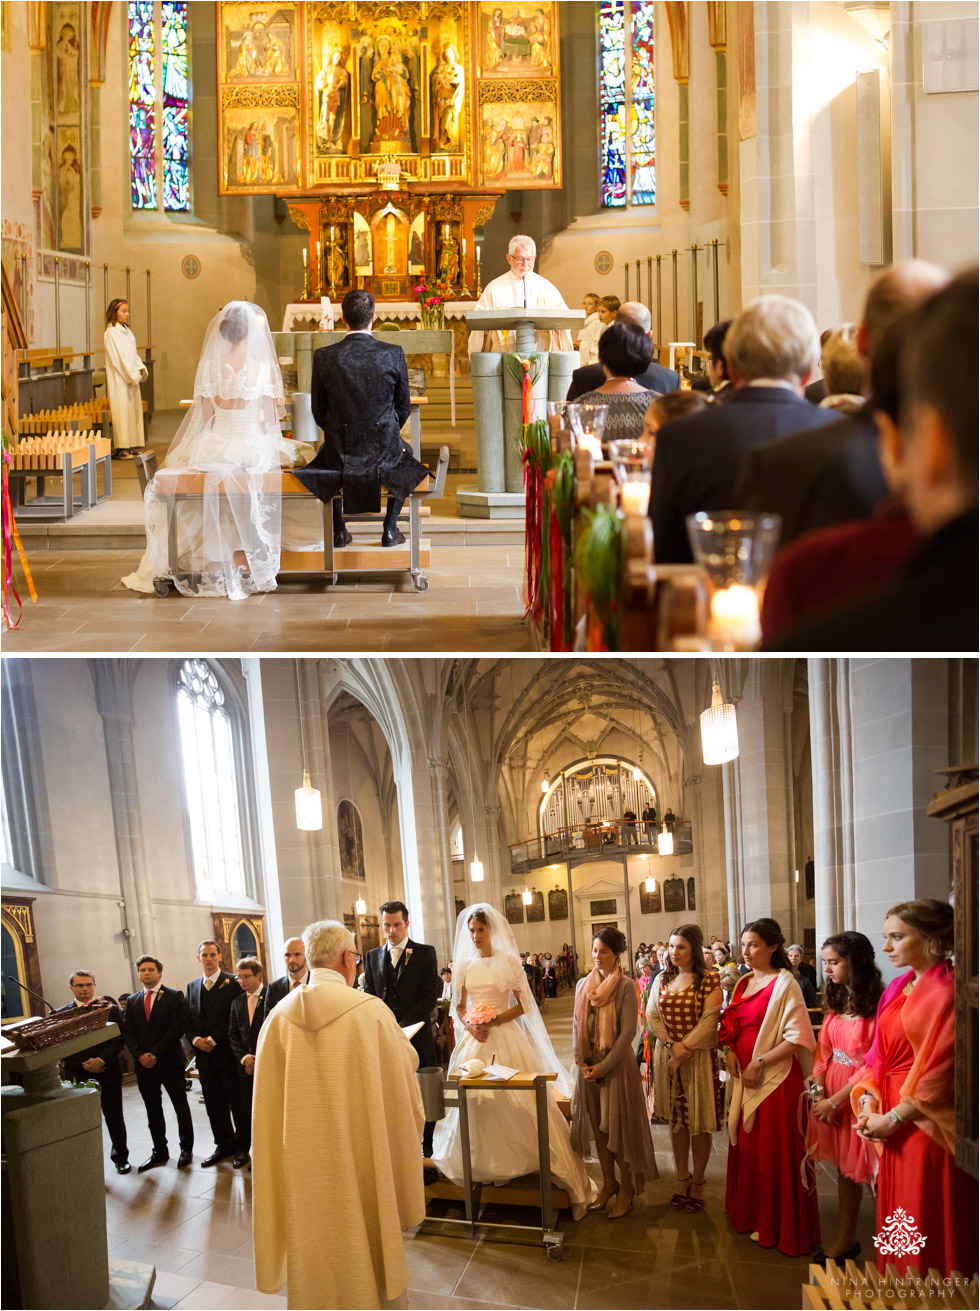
[508,820,693,875]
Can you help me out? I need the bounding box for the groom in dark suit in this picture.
[122,954,194,1171]
[364,899,440,1164]
[183,939,245,1166]
[292,288,430,548]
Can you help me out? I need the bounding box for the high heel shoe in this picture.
[683,1178,706,1213]
[608,1194,634,1220]
[670,1175,693,1208]
[813,1242,861,1267]
[586,1188,616,1212]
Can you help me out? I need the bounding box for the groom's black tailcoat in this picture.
[293,333,430,514]
[364,938,440,1070]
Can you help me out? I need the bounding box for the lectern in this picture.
[462,308,583,519]
[1,1025,155,1309]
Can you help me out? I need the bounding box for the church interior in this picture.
[2,655,978,1309]
[1,0,977,652]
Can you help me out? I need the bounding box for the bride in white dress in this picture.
[431,904,594,1217]
[122,301,314,600]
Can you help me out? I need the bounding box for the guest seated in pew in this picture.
[760,308,920,644]
[572,321,659,442]
[649,295,837,564]
[769,267,978,651]
[292,289,430,549]
[815,324,866,415]
[122,301,315,599]
[730,261,948,549]
[695,319,734,400]
[567,301,680,401]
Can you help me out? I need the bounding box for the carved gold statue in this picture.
[315,48,349,152]
[431,46,465,151]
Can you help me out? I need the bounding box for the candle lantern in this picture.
[685,512,782,650]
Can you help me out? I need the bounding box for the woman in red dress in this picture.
[806,931,882,1264]
[853,899,978,1281]
[718,917,820,1257]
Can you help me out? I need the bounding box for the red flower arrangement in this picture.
[413,272,454,309]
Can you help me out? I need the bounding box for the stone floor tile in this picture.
[451,1239,584,1308]
[175,1251,257,1287]
[172,1279,286,1309]
[404,1232,479,1295]
[146,1269,205,1304]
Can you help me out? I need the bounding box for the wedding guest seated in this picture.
[760,309,920,644]
[815,324,865,414]
[698,319,734,400]
[567,301,680,401]
[639,390,710,463]
[771,268,978,651]
[731,261,948,548]
[571,322,658,441]
[650,295,837,563]
[804,329,835,404]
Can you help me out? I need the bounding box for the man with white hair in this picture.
[252,920,425,1310]
[468,234,573,353]
[649,294,839,564]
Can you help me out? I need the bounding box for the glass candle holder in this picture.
[609,438,652,516]
[684,511,782,650]
[566,400,609,446]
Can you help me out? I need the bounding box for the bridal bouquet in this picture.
[462,1004,497,1026]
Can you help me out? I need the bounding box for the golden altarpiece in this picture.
[216,1,563,302]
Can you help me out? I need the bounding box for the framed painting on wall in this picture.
[505,891,524,925]
[480,2,554,77]
[548,886,568,920]
[639,883,661,915]
[663,876,685,914]
[590,899,617,917]
[337,799,366,881]
[526,890,545,922]
[686,878,696,910]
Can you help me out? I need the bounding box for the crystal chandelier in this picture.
[700,677,739,765]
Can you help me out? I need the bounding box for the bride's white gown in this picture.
[431,956,593,1206]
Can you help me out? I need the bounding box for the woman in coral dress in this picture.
[718,917,820,1257]
[805,931,881,1264]
[853,899,978,1281]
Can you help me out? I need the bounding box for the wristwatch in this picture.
[888,1107,907,1125]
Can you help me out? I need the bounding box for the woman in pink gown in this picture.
[853,899,978,1281]
[718,917,820,1257]
[805,932,881,1264]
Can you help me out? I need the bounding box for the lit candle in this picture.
[444,224,449,240]
[302,247,307,267]
[330,226,336,243]
[462,237,467,264]
[476,244,481,264]
[620,481,650,516]
[709,583,761,648]
[316,241,321,261]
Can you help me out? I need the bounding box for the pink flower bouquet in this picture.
[462,1004,497,1026]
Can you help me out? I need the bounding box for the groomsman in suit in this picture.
[263,937,311,1021]
[228,956,265,1168]
[58,969,130,1174]
[184,939,245,1167]
[364,899,440,1167]
[122,954,194,1171]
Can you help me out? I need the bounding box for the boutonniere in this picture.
[219,978,229,989]
[405,948,413,961]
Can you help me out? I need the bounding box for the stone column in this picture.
[88,660,156,985]
[393,757,454,964]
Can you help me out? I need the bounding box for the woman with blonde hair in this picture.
[853,899,978,1279]
[646,923,723,1213]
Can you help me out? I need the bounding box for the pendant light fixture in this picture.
[294,663,323,831]
[461,665,486,885]
[700,673,739,765]
[355,897,367,915]
[644,875,656,893]
[541,772,550,794]
[657,823,673,856]
[522,886,532,905]
[470,856,485,883]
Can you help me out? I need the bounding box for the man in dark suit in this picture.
[567,301,680,400]
[731,262,949,547]
[292,288,430,548]
[228,956,266,1168]
[771,269,978,651]
[649,294,838,563]
[263,936,311,1022]
[122,954,194,1171]
[184,939,245,1167]
[58,969,130,1174]
[364,898,440,1167]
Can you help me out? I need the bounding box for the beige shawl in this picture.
[725,969,815,1144]
[646,971,721,1134]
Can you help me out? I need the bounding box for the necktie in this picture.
[205,975,214,990]
[290,979,301,990]
[247,994,257,1022]
[143,989,153,1020]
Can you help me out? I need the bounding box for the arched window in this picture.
[176,660,248,901]
[599,0,656,208]
[128,0,190,210]
[450,821,464,860]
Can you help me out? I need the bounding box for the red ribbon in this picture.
[548,508,566,650]
[522,450,541,621]
[2,463,36,630]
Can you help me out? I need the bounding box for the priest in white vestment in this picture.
[468,233,574,354]
[252,921,426,1311]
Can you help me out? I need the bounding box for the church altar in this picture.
[280,301,478,378]
[216,2,563,306]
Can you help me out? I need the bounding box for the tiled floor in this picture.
[96,991,874,1310]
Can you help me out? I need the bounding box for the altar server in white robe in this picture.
[468,233,575,354]
[252,920,425,1311]
[104,298,148,457]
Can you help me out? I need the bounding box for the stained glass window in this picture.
[129,0,156,208]
[128,1,190,211]
[599,0,656,208]
[162,2,189,210]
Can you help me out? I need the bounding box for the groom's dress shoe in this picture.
[137,1152,168,1172]
[201,1149,235,1167]
[333,529,352,548]
[177,1151,193,1168]
[381,527,406,547]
